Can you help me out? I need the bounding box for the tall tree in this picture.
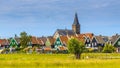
[68,38,85,59]
[102,43,115,53]
[20,32,31,48]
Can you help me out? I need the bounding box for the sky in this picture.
[0,0,120,38]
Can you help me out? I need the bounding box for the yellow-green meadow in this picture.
[0,53,120,68]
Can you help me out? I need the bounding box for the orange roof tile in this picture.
[69,34,85,43]
[37,38,44,45]
[31,36,39,44]
[48,37,55,45]
[83,33,94,40]
[60,36,69,45]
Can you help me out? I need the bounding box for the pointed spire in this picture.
[72,12,80,25]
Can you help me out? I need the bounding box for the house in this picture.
[38,36,47,45]
[109,34,120,52]
[9,38,18,48]
[83,33,94,48]
[54,36,68,51]
[91,36,105,49]
[31,36,39,47]
[0,39,9,49]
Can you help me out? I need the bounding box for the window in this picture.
[87,39,89,42]
[89,44,91,47]
[57,41,60,44]
[118,41,120,45]
[95,43,97,46]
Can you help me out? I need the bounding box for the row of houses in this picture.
[0,33,120,53]
[0,13,120,53]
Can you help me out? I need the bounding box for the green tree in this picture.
[102,43,115,53]
[20,32,31,48]
[68,38,85,59]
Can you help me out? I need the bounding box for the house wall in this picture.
[53,32,59,39]
[85,37,91,48]
[114,38,120,47]
[54,37,62,48]
[91,38,98,47]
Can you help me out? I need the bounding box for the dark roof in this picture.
[102,36,109,42]
[56,29,75,36]
[110,35,120,45]
[95,36,105,44]
[72,13,80,26]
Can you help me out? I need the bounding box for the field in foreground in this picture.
[0,53,120,68]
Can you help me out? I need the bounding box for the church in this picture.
[53,13,80,38]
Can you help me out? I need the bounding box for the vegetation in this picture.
[68,38,85,59]
[102,43,115,53]
[0,53,120,68]
[20,32,31,48]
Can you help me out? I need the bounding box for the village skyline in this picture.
[0,0,120,38]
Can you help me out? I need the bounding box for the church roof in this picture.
[56,29,75,36]
[72,13,80,26]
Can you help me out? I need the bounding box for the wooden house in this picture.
[0,39,9,49]
[109,34,120,52]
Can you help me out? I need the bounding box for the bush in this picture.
[102,43,115,53]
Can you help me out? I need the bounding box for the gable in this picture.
[92,37,97,43]
[10,38,18,47]
[85,37,91,44]
[53,31,59,39]
[54,37,62,47]
[114,37,120,47]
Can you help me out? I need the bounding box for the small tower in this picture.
[72,13,80,34]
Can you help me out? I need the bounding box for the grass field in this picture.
[0,53,120,68]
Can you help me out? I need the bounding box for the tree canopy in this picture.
[68,38,85,59]
[20,32,31,48]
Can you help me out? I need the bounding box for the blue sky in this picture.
[0,0,120,38]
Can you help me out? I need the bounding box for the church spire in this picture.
[72,13,80,34]
[72,12,80,26]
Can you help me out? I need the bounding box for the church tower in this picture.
[72,13,80,34]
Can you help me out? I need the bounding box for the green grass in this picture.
[0,53,120,68]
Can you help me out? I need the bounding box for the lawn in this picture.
[0,53,120,68]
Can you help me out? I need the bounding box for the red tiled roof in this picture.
[31,36,44,45]
[70,34,85,43]
[31,36,39,44]
[60,36,69,45]
[83,33,94,40]
[0,39,9,46]
[37,38,44,45]
[48,37,55,45]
